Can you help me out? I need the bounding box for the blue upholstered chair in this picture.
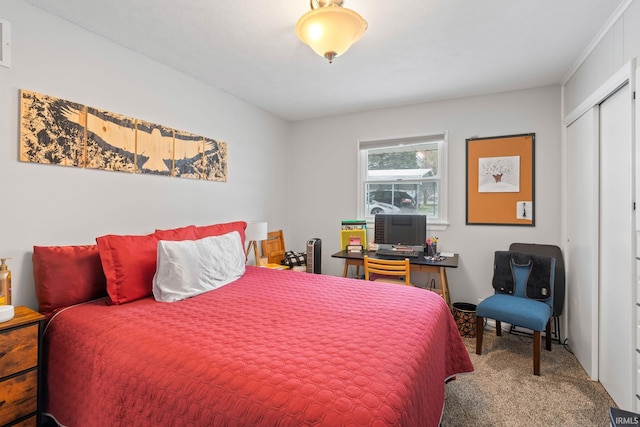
[509,243,565,342]
[475,251,556,375]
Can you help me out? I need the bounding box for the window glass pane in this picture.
[366,143,439,179]
[422,181,438,217]
[360,136,445,225]
[366,183,419,215]
[365,182,439,217]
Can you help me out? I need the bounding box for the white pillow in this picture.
[153,231,246,303]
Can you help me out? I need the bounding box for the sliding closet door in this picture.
[599,82,633,410]
[566,107,600,380]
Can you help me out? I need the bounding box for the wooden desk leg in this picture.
[439,267,451,309]
[342,259,363,278]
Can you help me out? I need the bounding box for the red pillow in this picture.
[155,225,198,241]
[195,221,247,246]
[96,233,159,305]
[33,245,108,316]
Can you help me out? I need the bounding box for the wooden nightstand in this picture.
[0,306,45,427]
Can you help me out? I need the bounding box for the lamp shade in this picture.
[296,6,367,62]
[245,221,268,242]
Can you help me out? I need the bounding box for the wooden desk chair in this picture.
[363,256,412,286]
[261,230,286,265]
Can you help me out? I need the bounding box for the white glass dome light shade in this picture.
[296,6,367,63]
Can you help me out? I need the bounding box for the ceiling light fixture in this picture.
[296,0,367,64]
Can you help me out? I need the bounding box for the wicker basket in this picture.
[452,302,477,338]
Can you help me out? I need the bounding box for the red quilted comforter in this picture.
[43,267,473,426]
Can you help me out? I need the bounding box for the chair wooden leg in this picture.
[476,316,484,355]
[495,320,502,336]
[545,320,552,351]
[533,330,541,376]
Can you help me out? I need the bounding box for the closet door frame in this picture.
[565,106,600,380]
[598,81,634,410]
[562,60,635,384]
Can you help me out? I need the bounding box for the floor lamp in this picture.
[245,221,268,265]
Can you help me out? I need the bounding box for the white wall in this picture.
[1,1,289,309]
[288,86,562,305]
[563,0,640,114]
[0,1,566,312]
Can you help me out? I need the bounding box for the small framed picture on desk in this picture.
[347,244,363,253]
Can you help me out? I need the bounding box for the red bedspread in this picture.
[43,267,473,426]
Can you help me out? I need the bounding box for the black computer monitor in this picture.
[374,214,427,247]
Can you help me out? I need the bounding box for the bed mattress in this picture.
[43,266,473,426]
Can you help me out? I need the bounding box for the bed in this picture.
[34,222,473,426]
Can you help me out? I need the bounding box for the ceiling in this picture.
[24,0,626,121]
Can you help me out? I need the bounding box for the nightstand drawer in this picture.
[0,324,39,378]
[11,415,37,427]
[0,370,38,425]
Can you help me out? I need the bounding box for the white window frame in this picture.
[357,132,449,231]
[0,20,11,68]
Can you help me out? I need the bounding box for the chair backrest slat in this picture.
[364,256,411,285]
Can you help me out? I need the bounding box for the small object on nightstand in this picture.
[0,305,14,323]
[0,257,12,305]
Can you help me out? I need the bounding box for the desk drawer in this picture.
[0,324,39,378]
[0,369,38,425]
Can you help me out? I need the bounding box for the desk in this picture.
[331,250,459,308]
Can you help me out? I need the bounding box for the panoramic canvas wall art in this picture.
[19,89,228,182]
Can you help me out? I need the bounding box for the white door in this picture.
[598,82,633,410]
[566,107,600,380]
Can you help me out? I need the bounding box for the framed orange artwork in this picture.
[466,133,535,226]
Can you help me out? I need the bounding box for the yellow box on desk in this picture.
[340,229,367,250]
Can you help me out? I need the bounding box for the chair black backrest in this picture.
[509,243,565,317]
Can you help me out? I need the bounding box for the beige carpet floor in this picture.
[441,330,617,426]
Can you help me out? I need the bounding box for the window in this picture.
[358,133,448,230]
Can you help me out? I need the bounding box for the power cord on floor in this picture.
[562,338,574,354]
